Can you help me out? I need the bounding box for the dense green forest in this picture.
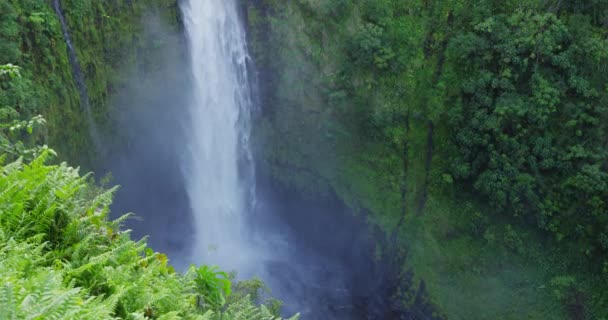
[246,0,608,318]
[2,0,608,319]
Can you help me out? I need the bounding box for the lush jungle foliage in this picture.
[246,0,608,318]
[1,64,298,319]
[447,10,608,268]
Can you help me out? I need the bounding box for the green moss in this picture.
[246,0,608,318]
[0,0,182,169]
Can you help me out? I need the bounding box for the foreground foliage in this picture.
[0,151,298,319]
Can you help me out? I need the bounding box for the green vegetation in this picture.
[246,0,608,318]
[447,10,608,269]
[0,64,48,162]
[0,153,297,320]
[0,0,183,167]
[3,0,608,318]
[1,0,88,163]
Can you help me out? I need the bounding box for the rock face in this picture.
[2,0,183,167]
[241,1,608,319]
[243,0,442,315]
[2,0,192,259]
[244,0,412,230]
[244,1,412,233]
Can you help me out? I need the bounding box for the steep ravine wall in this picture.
[244,1,587,319]
[1,0,182,168]
[244,0,447,315]
[58,0,184,162]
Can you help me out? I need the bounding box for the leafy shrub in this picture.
[1,65,48,161]
[195,266,232,309]
[348,22,389,69]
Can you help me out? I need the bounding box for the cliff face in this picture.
[244,1,607,318]
[245,1,433,232]
[244,0,449,313]
[1,0,182,167]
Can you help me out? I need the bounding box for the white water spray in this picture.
[180,0,258,272]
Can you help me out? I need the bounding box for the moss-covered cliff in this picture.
[245,1,608,318]
[1,0,182,167]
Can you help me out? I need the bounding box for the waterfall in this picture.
[52,0,100,150]
[180,0,258,272]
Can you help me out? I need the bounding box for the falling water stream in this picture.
[180,0,258,272]
[100,0,433,318]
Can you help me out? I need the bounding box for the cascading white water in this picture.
[180,0,257,271]
[168,3,400,318]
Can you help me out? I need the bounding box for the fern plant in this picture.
[0,152,299,320]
